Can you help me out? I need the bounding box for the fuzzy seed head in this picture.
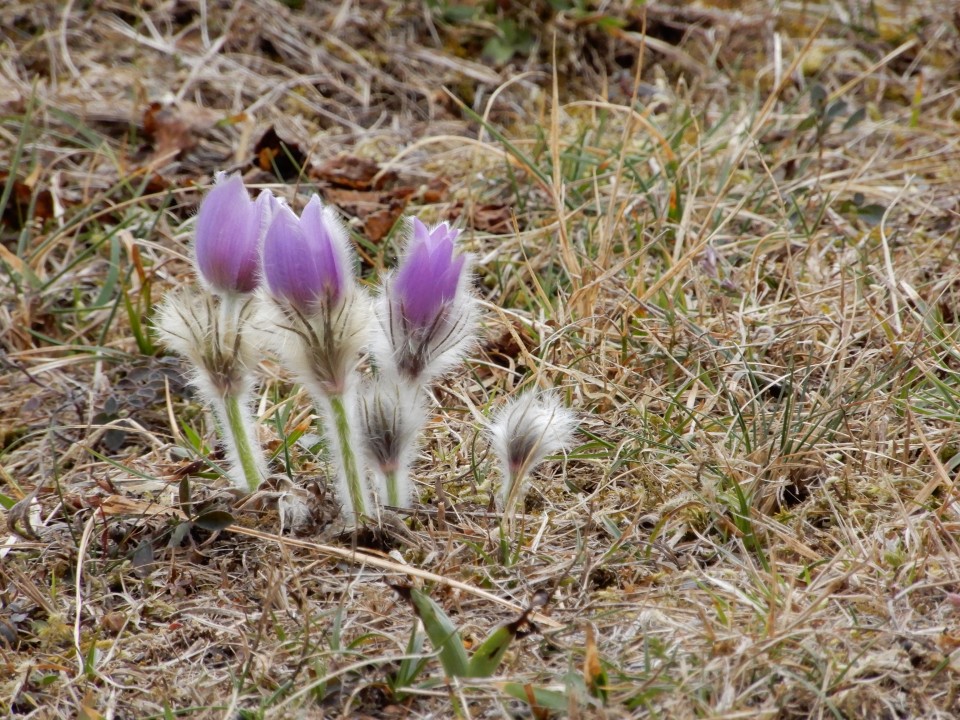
[487,391,578,505]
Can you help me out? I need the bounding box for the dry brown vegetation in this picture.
[3,0,960,717]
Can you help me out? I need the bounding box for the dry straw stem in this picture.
[227,525,562,629]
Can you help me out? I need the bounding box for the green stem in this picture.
[385,470,399,507]
[502,471,521,518]
[223,392,262,493]
[329,392,366,521]
[501,469,526,545]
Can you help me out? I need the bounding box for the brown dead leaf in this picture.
[100,611,127,635]
[5,488,40,540]
[142,102,197,161]
[313,154,396,190]
[0,173,55,230]
[322,186,415,242]
[486,322,535,368]
[445,201,515,234]
[362,207,405,242]
[78,691,104,720]
[419,176,450,204]
[583,622,609,701]
[253,126,308,180]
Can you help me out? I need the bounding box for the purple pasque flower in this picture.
[194,172,269,295]
[262,195,350,313]
[393,219,465,327]
[372,217,475,384]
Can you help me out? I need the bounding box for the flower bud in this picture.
[194,173,264,295]
[359,380,426,507]
[394,219,466,327]
[262,195,350,312]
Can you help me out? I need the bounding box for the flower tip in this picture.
[411,216,429,235]
[262,198,353,312]
[194,173,262,295]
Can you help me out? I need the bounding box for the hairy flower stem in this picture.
[385,470,400,507]
[501,470,521,535]
[324,391,369,524]
[212,390,264,493]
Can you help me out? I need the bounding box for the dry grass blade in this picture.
[227,525,562,629]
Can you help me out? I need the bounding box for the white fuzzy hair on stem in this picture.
[359,379,427,508]
[154,287,267,492]
[255,290,375,524]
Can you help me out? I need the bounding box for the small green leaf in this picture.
[842,107,867,131]
[131,538,155,577]
[180,422,206,453]
[193,510,235,532]
[857,203,886,226]
[470,593,544,677]
[93,235,121,307]
[0,493,15,510]
[594,15,627,31]
[393,622,429,694]
[122,285,154,355]
[796,114,818,132]
[826,99,848,120]
[169,521,193,547]
[402,587,470,678]
[483,36,516,65]
[178,476,192,515]
[500,682,570,712]
[441,4,478,22]
[810,83,827,109]
[466,623,515,677]
[83,635,98,677]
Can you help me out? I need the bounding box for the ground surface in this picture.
[3,1,960,718]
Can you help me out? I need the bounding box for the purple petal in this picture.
[263,205,320,310]
[299,196,344,301]
[254,189,281,244]
[393,219,465,327]
[262,198,347,311]
[430,222,459,246]
[194,173,261,294]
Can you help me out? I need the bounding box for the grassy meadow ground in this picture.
[3,0,960,717]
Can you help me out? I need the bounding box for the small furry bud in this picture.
[487,391,577,522]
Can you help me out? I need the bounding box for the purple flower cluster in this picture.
[193,173,351,311]
[161,171,578,529]
[185,173,477,516]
